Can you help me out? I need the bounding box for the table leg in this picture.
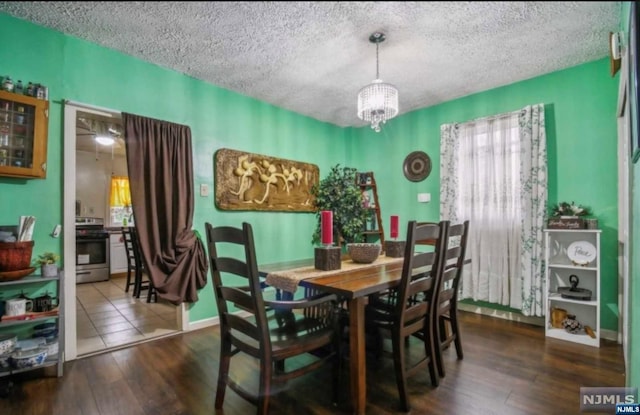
[349,297,366,415]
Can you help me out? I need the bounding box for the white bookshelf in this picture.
[544,229,601,347]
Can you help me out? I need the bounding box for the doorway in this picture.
[63,101,185,360]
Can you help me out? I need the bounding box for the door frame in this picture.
[616,48,631,375]
[63,100,186,360]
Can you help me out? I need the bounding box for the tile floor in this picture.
[76,275,179,357]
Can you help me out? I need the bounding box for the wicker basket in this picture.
[0,241,34,271]
[347,243,381,264]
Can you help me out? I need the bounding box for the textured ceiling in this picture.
[0,1,622,128]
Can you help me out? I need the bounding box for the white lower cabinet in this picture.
[544,229,601,347]
[109,232,128,274]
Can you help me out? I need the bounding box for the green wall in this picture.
[0,13,345,322]
[349,59,620,332]
[0,11,624,343]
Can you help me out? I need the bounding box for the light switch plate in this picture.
[51,224,62,238]
[200,183,209,197]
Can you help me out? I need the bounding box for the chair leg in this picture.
[434,317,446,378]
[392,333,410,412]
[423,326,439,387]
[133,269,142,299]
[124,268,133,293]
[146,280,156,303]
[450,309,463,360]
[215,339,232,409]
[258,358,272,415]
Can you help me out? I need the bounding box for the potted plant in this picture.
[34,252,60,278]
[311,164,372,246]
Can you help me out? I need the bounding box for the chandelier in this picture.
[357,32,399,132]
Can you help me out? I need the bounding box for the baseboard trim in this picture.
[458,303,619,342]
[188,316,219,331]
[458,302,544,326]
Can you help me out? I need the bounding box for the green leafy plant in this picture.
[311,164,372,245]
[34,252,60,265]
[549,201,591,217]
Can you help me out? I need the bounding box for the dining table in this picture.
[260,254,406,415]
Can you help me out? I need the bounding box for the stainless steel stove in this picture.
[75,217,110,283]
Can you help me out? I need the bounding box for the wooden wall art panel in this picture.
[214,148,319,212]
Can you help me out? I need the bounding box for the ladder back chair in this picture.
[433,220,469,378]
[205,221,341,415]
[122,227,156,303]
[364,220,449,411]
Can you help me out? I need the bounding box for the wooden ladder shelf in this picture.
[356,171,385,246]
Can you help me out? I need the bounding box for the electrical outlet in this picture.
[200,183,209,197]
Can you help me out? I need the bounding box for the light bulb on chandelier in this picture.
[357,32,399,132]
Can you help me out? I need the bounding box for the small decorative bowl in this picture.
[0,333,17,355]
[347,243,382,264]
[0,352,11,369]
[10,347,47,369]
[41,339,58,356]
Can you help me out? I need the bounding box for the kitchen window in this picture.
[109,175,133,226]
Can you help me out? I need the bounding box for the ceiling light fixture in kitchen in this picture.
[95,135,115,146]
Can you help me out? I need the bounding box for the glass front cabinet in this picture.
[0,90,49,179]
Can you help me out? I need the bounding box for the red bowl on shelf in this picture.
[0,241,34,272]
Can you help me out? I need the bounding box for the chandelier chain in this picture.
[376,42,380,79]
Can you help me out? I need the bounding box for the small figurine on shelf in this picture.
[15,80,23,94]
[2,76,14,92]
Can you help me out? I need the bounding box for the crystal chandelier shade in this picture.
[357,32,399,132]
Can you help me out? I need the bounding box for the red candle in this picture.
[321,210,333,245]
[390,215,399,239]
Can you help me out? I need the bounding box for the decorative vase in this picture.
[41,264,58,278]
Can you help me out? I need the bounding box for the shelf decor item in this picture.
[566,241,596,265]
[0,240,34,272]
[315,210,341,271]
[384,215,405,258]
[34,252,60,277]
[558,275,592,300]
[547,201,592,229]
[347,243,381,264]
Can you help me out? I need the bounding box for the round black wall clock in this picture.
[403,151,431,182]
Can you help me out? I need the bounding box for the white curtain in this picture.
[440,104,547,316]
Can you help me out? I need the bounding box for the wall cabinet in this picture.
[110,232,128,274]
[0,271,64,386]
[0,90,49,179]
[544,229,600,347]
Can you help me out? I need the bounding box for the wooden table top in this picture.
[260,256,404,299]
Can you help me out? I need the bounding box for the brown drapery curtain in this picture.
[123,112,208,305]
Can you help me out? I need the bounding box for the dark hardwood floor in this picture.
[1,311,625,415]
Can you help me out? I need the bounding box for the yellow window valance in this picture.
[110,176,131,207]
